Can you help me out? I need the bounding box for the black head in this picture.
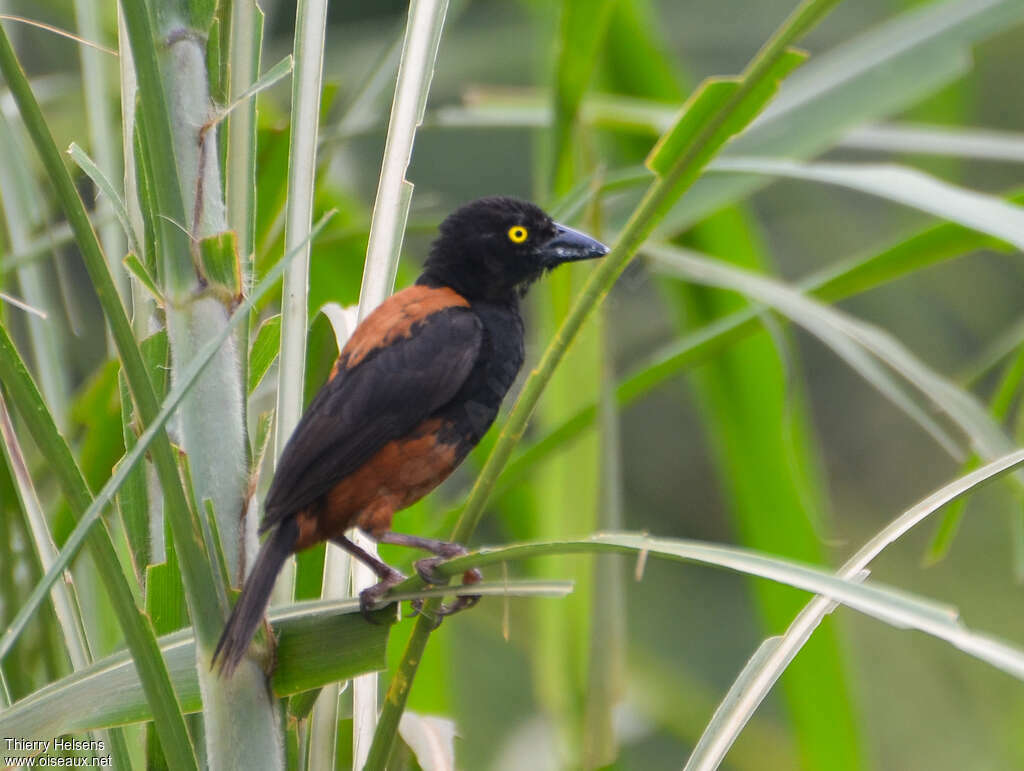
[418,196,608,302]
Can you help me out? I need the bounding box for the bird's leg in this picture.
[376,531,482,617]
[329,535,405,622]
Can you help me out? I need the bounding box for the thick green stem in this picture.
[152,14,280,771]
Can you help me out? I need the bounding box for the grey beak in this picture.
[540,223,609,267]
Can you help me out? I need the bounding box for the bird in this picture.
[213,196,608,676]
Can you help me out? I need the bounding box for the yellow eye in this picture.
[507,225,528,243]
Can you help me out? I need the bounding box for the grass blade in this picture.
[425,533,1024,681]
[709,156,1024,251]
[68,141,141,259]
[0,109,70,425]
[0,393,92,669]
[840,122,1024,162]
[72,0,126,304]
[646,244,1014,460]
[682,448,1024,770]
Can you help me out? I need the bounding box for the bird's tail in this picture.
[212,517,298,677]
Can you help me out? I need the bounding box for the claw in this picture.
[414,556,449,585]
[358,567,406,624]
[410,565,483,620]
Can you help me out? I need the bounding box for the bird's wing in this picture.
[260,293,482,531]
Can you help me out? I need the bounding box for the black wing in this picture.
[261,306,482,530]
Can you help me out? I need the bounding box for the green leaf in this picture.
[123,252,164,305]
[117,373,150,580]
[663,0,1024,232]
[645,244,1014,461]
[146,560,188,636]
[68,142,141,259]
[645,49,806,200]
[0,600,391,739]
[489,188,1024,502]
[1,3,223,673]
[926,346,1024,564]
[248,313,282,394]
[839,122,1024,162]
[659,213,862,768]
[199,230,243,300]
[219,55,293,124]
[429,532,1024,681]
[709,156,1024,251]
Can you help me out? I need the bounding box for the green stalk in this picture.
[225,3,263,563]
[365,0,846,764]
[276,0,329,461]
[121,1,281,763]
[581,334,626,769]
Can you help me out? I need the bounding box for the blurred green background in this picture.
[2,0,1024,768]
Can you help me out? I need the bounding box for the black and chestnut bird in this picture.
[213,196,608,675]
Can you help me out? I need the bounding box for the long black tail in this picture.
[212,517,298,677]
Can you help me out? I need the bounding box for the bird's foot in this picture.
[358,567,406,624]
[410,559,483,621]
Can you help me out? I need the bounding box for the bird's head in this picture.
[419,196,609,302]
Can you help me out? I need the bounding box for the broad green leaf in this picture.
[0,600,392,740]
[647,49,806,180]
[146,559,188,636]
